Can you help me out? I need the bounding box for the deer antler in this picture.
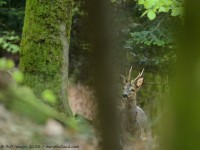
[132,68,144,83]
[127,66,133,82]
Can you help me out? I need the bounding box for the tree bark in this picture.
[20,0,73,115]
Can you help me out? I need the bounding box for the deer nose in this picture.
[123,93,128,98]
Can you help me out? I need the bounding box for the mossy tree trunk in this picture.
[20,0,73,115]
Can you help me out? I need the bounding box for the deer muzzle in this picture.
[122,93,128,98]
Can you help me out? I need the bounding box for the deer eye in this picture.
[131,89,135,92]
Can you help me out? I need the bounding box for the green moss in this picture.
[20,0,73,113]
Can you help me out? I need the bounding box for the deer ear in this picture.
[120,74,127,84]
[131,77,144,88]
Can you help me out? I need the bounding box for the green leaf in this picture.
[0,1,6,6]
[42,89,56,104]
[6,59,15,69]
[158,7,166,12]
[147,10,156,20]
[164,0,172,6]
[138,0,145,5]
[144,1,155,9]
[9,44,20,53]
[0,38,4,43]
[12,70,24,83]
[2,42,9,49]
[8,36,19,41]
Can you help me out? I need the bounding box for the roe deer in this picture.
[120,67,147,139]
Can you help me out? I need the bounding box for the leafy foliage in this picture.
[0,32,20,53]
[127,17,175,47]
[0,0,25,55]
[137,0,184,20]
[115,0,182,69]
[0,0,6,6]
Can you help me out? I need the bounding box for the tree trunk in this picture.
[170,1,200,150]
[85,0,122,149]
[19,0,73,115]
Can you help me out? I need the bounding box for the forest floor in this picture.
[0,104,98,150]
[0,102,158,150]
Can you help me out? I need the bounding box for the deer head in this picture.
[121,67,144,99]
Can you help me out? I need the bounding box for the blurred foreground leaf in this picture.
[0,85,75,130]
[12,70,24,83]
[42,89,56,104]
